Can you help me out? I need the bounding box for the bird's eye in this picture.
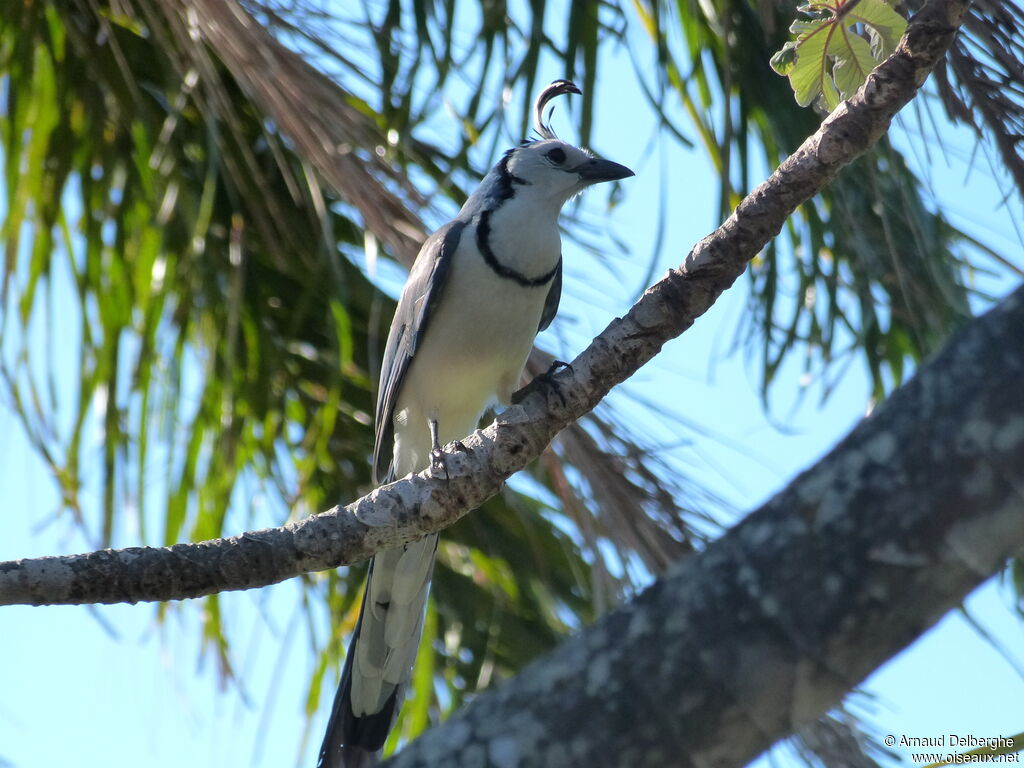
[546,148,567,165]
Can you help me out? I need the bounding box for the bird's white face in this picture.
[505,139,633,205]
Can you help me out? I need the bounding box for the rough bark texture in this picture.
[0,0,972,606]
[380,285,1024,768]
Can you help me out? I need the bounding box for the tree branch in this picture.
[0,0,972,607]
[381,282,1024,768]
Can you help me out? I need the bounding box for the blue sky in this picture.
[2,6,1024,768]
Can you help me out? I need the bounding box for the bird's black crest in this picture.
[532,79,581,140]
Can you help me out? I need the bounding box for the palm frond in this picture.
[931,1,1024,198]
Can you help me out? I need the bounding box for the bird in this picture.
[316,79,634,768]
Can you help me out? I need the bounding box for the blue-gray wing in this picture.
[537,256,562,332]
[373,219,467,484]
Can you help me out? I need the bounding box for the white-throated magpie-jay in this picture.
[317,80,633,768]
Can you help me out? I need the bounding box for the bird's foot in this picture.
[429,440,471,482]
[430,445,450,481]
[511,360,573,407]
[428,419,451,481]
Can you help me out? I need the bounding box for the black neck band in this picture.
[474,152,557,287]
[476,209,559,287]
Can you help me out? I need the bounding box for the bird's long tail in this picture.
[316,533,439,768]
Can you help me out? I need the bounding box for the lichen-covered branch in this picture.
[382,283,1024,768]
[0,0,972,607]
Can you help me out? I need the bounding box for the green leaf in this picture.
[787,24,834,108]
[847,0,906,59]
[831,28,875,101]
[770,41,799,76]
[773,0,908,110]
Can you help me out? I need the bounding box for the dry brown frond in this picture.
[148,0,427,262]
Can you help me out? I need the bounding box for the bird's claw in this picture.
[511,360,573,406]
[430,446,450,481]
[548,360,573,376]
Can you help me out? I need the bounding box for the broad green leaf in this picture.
[831,29,875,103]
[847,0,907,59]
[786,24,833,108]
[772,0,908,110]
[770,41,799,76]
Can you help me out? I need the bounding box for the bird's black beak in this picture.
[574,157,635,183]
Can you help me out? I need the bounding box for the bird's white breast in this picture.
[485,193,563,277]
[391,208,560,474]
